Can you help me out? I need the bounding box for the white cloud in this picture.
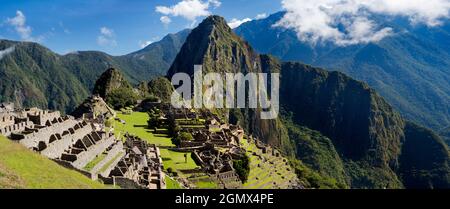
[97,27,117,47]
[160,16,172,26]
[255,13,268,20]
[139,40,153,48]
[228,18,252,29]
[0,46,15,61]
[5,11,41,42]
[275,0,450,46]
[228,13,270,29]
[156,0,221,25]
[100,27,114,37]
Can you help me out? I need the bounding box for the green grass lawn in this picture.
[166,176,183,189]
[194,180,218,189]
[160,149,199,172]
[114,112,174,147]
[190,176,219,189]
[0,136,108,189]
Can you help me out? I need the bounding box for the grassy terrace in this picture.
[84,153,107,171]
[240,138,298,189]
[114,111,201,188]
[166,176,183,189]
[0,136,108,189]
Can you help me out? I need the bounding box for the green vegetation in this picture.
[106,87,138,109]
[173,132,194,146]
[192,176,219,189]
[83,153,107,172]
[166,176,183,189]
[282,114,349,187]
[114,112,174,147]
[238,138,299,189]
[236,13,450,132]
[233,155,250,183]
[0,136,107,189]
[147,77,175,103]
[99,152,124,174]
[160,150,199,172]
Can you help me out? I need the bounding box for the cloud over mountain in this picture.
[5,10,42,42]
[97,27,117,47]
[156,0,221,25]
[0,46,15,60]
[275,0,450,45]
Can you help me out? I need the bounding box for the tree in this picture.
[106,87,138,109]
[172,132,193,147]
[148,115,160,129]
[233,154,250,183]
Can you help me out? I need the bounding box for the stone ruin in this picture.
[0,106,165,189]
[192,143,243,189]
[71,95,116,123]
[106,134,166,189]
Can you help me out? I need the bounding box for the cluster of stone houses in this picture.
[149,105,248,188]
[104,134,166,189]
[0,102,165,189]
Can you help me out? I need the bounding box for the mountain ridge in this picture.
[235,12,450,133]
[167,15,450,188]
[0,29,189,113]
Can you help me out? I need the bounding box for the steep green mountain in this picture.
[92,68,132,98]
[168,15,450,188]
[0,30,189,113]
[92,68,137,109]
[0,40,89,112]
[147,77,174,103]
[235,12,450,133]
[167,15,285,147]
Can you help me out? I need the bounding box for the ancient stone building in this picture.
[107,134,166,189]
[0,106,165,190]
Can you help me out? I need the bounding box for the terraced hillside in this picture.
[0,136,107,189]
[241,138,300,189]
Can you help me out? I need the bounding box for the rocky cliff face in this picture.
[168,16,284,147]
[167,15,450,188]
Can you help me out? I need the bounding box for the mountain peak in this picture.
[167,15,257,77]
[92,68,132,99]
[201,15,229,27]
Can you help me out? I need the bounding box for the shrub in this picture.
[106,87,138,109]
[233,154,250,183]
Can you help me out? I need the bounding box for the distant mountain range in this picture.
[235,12,450,134]
[1,11,449,136]
[167,15,450,189]
[0,29,190,113]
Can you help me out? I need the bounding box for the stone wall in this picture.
[71,132,116,169]
[28,110,61,126]
[0,114,15,127]
[41,122,93,159]
[0,121,32,137]
[12,117,79,149]
[90,141,125,177]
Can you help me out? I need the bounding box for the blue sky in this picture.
[0,0,282,55]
